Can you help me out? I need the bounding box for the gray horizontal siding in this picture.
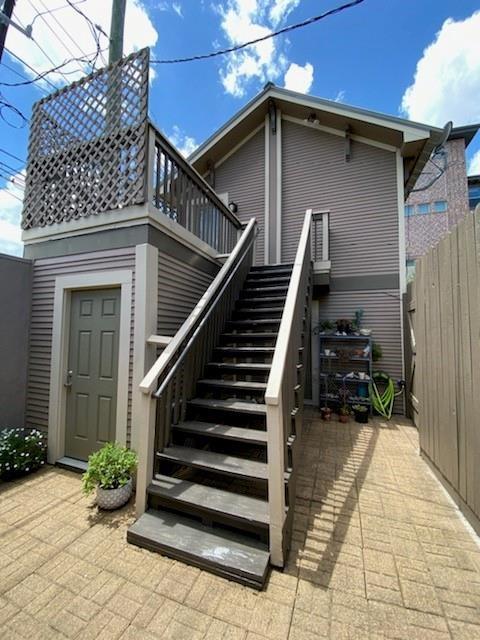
[215,128,265,264]
[26,248,136,434]
[315,290,404,412]
[282,120,399,276]
[158,252,217,336]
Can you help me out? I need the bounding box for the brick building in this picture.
[405,124,479,277]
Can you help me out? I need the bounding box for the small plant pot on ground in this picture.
[82,442,138,511]
[320,406,332,421]
[338,409,350,424]
[352,404,369,424]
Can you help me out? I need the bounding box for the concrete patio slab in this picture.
[1,414,480,639]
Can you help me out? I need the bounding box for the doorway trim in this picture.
[48,270,133,464]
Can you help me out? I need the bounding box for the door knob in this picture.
[64,370,73,387]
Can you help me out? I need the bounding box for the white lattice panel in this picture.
[22,49,149,230]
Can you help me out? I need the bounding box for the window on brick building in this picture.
[405,205,414,216]
[433,200,447,213]
[417,203,431,214]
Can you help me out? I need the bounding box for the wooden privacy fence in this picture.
[405,210,480,532]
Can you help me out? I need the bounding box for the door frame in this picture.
[48,270,132,464]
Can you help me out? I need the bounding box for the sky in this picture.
[1,0,480,256]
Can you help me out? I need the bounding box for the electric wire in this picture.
[0,187,24,203]
[30,0,87,26]
[0,147,26,165]
[3,47,58,91]
[0,159,26,176]
[0,60,50,95]
[151,0,365,64]
[26,0,86,75]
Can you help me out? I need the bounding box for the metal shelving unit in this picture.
[319,334,373,412]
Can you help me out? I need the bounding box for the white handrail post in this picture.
[322,211,329,262]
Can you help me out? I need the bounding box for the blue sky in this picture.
[1,0,480,255]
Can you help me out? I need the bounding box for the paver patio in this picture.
[1,413,480,639]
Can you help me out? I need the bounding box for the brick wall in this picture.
[405,138,470,260]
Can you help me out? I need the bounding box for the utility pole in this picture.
[0,0,16,63]
[109,0,126,65]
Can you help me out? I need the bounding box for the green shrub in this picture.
[82,443,138,495]
[0,428,47,478]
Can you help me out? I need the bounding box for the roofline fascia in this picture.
[189,85,443,164]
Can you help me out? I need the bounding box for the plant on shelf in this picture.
[0,428,47,479]
[372,342,383,362]
[82,442,138,510]
[351,308,364,334]
[338,383,351,423]
[352,404,369,424]
[318,319,335,335]
[335,318,352,334]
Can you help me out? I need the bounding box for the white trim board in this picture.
[276,110,282,263]
[47,269,133,464]
[282,115,397,153]
[264,114,270,264]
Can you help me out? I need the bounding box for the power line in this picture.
[25,0,86,75]
[0,147,25,165]
[0,158,25,175]
[0,170,25,188]
[30,0,87,26]
[1,59,50,94]
[0,184,24,202]
[151,0,365,64]
[0,93,29,127]
[4,46,58,90]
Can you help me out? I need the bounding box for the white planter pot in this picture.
[96,478,132,510]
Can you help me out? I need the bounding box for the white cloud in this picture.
[469,149,480,176]
[283,62,313,94]
[334,89,346,103]
[157,1,183,17]
[401,11,480,126]
[6,0,158,86]
[172,3,183,18]
[168,126,197,158]
[0,173,24,256]
[216,0,300,98]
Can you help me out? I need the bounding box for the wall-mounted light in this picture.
[228,201,238,214]
[304,112,319,125]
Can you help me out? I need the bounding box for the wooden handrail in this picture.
[140,218,257,395]
[265,208,312,567]
[147,121,242,229]
[265,209,312,404]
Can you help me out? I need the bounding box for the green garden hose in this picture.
[369,371,396,419]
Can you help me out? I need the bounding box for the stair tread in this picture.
[214,346,275,353]
[222,332,278,339]
[227,319,281,325]
[127,511,269,588]
[235,307,283,314]
[158,446,268,480]
[189,398,267,414]
[243,286,289,292]
[198,379,267,390]
[172,420,267,443]
[208,361,271,370]
[149,475,269,525]
[250,263,293,272]
[239,296,286,304]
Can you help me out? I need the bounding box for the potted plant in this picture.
[338,383,350,423]
[338,406,350,424]
[336,318,352,334]
[321,406,332,421]
[352,404,369,424]
[372,342,383,362]
[318,320,335,335]
[82,442,138,510]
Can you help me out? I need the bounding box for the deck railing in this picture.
[311,210,330,263]
[146,123,242,254]
[136,219,257,505]
[265,209,312,566]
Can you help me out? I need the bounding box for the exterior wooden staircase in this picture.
[129,214,313,589]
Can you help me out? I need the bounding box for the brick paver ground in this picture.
[1,414,480,639]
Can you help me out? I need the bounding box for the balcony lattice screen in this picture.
[22,48,149,230]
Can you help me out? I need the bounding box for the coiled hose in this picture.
[369,371,396,419]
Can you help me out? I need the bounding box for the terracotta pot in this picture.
[321,407,332,421]
[338,414,349,423]
[96,478,132,510]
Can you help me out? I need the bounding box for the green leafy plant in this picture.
[352,404,368,413]
[82,443,138,495]
[318,320,335,333]
[351,308,364,332]
[0,428,47,478]
[372,342,383,362]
